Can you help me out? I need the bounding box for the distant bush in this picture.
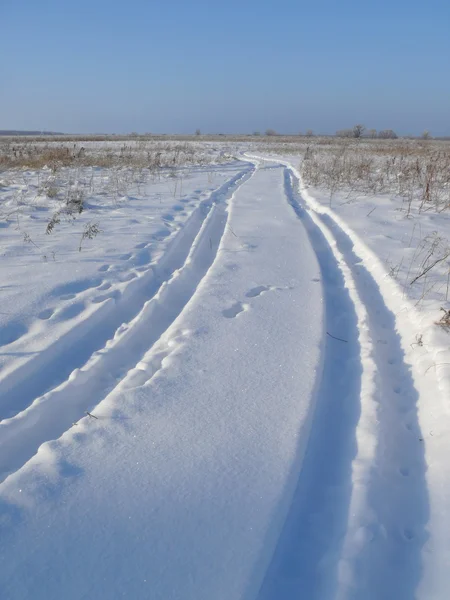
[378,129,398,139]
[336,129,354,138]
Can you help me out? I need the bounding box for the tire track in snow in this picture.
[0,164,255,483]
[253,167,364,600]
[318,211,429,600]
[248,161,428,600]
[0,166,251,421]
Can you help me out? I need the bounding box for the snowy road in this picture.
[0,159,435,599]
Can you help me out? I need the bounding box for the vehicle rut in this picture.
[0,164,254,483]
[0,166,253,421]
[253,164,427,600]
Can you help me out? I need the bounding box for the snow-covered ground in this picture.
[0,142,449,599]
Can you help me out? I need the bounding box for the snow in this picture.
[0,143,449,599]
[248,153,450,599]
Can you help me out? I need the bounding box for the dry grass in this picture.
[0,139,234,246]
[437,308,450,327]
[0,139,220,170]
[295,138,450,213]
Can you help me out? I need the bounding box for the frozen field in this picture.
[0,138,449,599]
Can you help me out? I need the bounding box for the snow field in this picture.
[0,144,449,599]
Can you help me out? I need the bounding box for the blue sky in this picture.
[1,0,449,135]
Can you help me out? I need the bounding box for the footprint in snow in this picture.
[54,302,86,321]
[245,284,291,298]
[152,229,171,240]
[222,302,249,319]
[245,285,270,298]
[119,272,137,282]
[132,248,151,266]
[52,279,102,297]
[38,308,54,320]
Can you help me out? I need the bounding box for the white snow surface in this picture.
[0,151,449,599]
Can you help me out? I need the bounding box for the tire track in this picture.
[0,165,252,421]
[253,167,364,600]
[0,164,255,483]
[249,161,428,600]
[318,210,429,600]
[289,167,428,600]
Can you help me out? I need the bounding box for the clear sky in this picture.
[1,0,449,135]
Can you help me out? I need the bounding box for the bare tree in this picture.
[265,129,277,136]
[368,129,377,139]
[306,129,314,137]
[422,130,432,140]
[195,129,201,136]
[378,129,398,139]
[353,124,365,138]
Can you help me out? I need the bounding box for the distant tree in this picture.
[195,129,201,136]
[353,124,365,138]
[378,129,398,139]
[336,129,353,138]
[368,129,377,139]
[265,129,277,136]
[253,131,261,136]
[305,129,314,137]
[422,130,432,140]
